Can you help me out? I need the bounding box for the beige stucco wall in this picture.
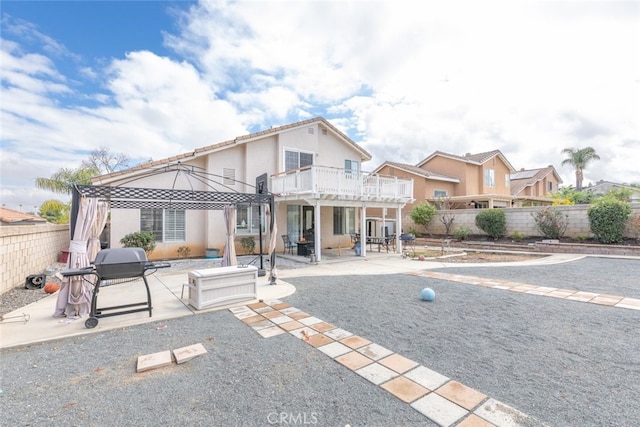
[403,203,640,238]
[481,156,511,196]
[0,224,70,294]
[422,155,513,198]
[107,157,211,260]
[104,122,373,258]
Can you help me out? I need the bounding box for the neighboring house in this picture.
[583,180,640,202]
[0,207,47,225]
[92,117,414,261]
[372,150,517,216]
[416,150,516,208]
[510,166,563,207]
[368,161,460,233]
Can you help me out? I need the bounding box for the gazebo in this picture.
[54,167,276,319]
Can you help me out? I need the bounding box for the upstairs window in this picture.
[505,174,510,188]
[548,181,553,192]
[345,159,359,177]
[285,150,313,171]
[484,169,495,187]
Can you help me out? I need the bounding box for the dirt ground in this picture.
[429,252,545,263]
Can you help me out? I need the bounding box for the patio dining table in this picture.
[367,236,389,252]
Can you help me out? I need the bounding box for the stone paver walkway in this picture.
[231,300,541,427]
[414,271,640,310]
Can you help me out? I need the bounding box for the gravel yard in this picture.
[0,252,542,317]
[1,256,637,426]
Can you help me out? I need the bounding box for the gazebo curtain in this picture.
[54,197,108,318]
[266,203,278,283]
[221,205,237,267]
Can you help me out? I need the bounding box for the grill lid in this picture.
[94,248,148,265]
[94,248,149,280]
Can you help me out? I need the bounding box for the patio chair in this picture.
[281,235,295,255]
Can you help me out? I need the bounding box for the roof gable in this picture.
[510,166,562,195]
[417,149,516,171]
[372,161,459,182]
[94,117,369,184]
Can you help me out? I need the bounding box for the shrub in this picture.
[587,199,632,244]
[531,207,568,239]
[452,226,472,241]
[240,236,256,254]
[410,202,436,235]
[628,213,640,241]
[177,246,191,258]
[474,209,506,240]
[120,231,156,255]
[511,231,527,241]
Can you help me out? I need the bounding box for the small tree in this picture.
[588,200,632,244]
[551,187,593,205]
[39,199,70,224]
[82,146,131,174]
[120,231,156,255]
[475,209,507,240]
[409,202,436,236]
[531,207,568,239]
[436,196,456,236]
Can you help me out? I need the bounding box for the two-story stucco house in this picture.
[372,151,563,224]
[372,149,516,213]
[510,166,563,206]
[93,117,414,261]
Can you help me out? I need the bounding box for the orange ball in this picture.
[44,283,60,294]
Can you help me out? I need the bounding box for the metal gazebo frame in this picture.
[69,171,276,277]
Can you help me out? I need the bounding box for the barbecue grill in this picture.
[61,248,170,329]
[400,233,416,257]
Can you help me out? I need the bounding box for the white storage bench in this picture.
[187,265,258,310]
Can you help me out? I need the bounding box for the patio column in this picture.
[396,205,402,254]
[314,201,321,262]
[360,205,367,257]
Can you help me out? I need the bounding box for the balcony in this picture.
[270,166,414,204]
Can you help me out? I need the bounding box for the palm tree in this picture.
[561,147,600,191]
[35,166,99,194]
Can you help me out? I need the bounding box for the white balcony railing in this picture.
[270,166,413,201]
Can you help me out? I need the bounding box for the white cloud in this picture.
[1,0,639,211]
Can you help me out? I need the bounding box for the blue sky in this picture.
[1,0,639,212]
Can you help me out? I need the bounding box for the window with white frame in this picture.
[285,150,314,171]
[434,189,447,198]
[505,174,510,188]
[141,209,185,242]
[345,159,359,175]
[333,207,356,235]
[547,181,553,192]
[236,204,264,234]
[484,169,495,187]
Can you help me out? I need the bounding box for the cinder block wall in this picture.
[0,224,70,294]
[403,203,640,238]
